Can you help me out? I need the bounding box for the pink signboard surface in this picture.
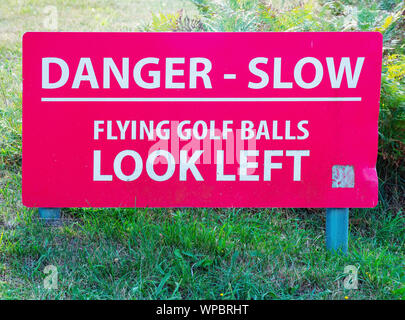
[22,32,382,208]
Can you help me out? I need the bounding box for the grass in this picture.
[0,0,404,300]
[0,204,403,299]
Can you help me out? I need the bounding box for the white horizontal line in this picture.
[41,97,362,102]
[224,74,236,79]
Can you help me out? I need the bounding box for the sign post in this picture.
[23,32,382,253]
[39,207,61,221]
[326,208,349,254]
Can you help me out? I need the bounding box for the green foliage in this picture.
[141,11,183,32]
[0,47,22,171]
[378,55,404,199]
[189,0,261,31]
[1,203,404,299]
[141,10,205,32]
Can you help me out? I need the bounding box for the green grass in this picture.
[0,0,404,300]
[0,203,403,299]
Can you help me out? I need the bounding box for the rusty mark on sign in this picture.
[332,165,355,188]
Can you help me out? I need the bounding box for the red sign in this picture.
[22,32,382,208]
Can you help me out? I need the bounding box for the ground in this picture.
[0,0,404,300]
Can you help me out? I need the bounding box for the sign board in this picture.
[22,32,382,208]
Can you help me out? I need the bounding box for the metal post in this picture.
[38,208,61,222]
[326,208,349,254]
